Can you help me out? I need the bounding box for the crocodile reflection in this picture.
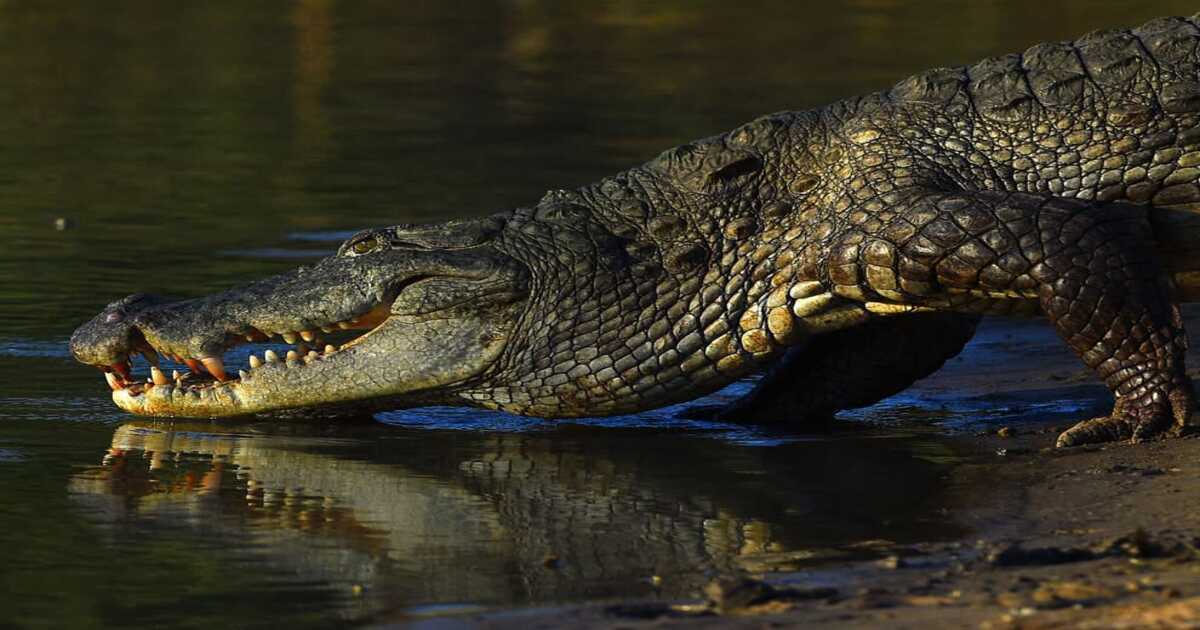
[68,421,968,610]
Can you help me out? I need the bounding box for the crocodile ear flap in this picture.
[708,155,763,183]
[686,154,763,193]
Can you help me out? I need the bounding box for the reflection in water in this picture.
[69,421,967,618]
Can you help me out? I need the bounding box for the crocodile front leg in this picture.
[717,312,979,425]
[831,189,1196,447]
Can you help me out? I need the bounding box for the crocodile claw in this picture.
[1055,411,1187,448]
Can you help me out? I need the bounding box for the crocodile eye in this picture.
[352,238,378,255]
[342,232,384,256]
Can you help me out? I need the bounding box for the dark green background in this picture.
[0,2,1191,627]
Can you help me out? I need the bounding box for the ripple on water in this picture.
[218,247,334,260]
[840,388,1099,433]
[0,339,71,358]
[376,379,810,446]
[287,230,360,243]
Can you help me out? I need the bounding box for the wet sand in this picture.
[404,313,1200,629]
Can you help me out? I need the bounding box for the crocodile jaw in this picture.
[108,307,518,418]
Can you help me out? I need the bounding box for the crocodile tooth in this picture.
[320,326,334,333]
[245,334,256,342]
[305,351,318,363]
[151,366,169,386]
[249,354,262,369]
[172,369,182,382]
[300,330,316,342]
[239,369,250,380]
[201,357,229,381]
[105,373,123,391]
[264,350,280,363]
[282,332,298,344]
[286,350,299,362]
[337,321,352,329]
[324,344,336,354]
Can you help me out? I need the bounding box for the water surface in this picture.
[1,1,1193,626]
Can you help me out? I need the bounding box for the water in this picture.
[0,1,1192,626]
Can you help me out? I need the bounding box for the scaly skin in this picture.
[72,16,1200,446]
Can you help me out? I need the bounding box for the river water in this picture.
[0,1,1191,626]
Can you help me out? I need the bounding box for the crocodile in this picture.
[71,15,1200,447]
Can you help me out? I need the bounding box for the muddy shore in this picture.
[401,315,1200,629]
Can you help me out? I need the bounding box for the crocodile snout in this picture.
[69,293,176,379]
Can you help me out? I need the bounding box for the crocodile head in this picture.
[70,216,533,418]
[72,115,820,419]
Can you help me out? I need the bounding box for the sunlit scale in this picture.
[99,301,394,397]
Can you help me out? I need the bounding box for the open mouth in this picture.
[100,297,397,402]
[72,233,530,418]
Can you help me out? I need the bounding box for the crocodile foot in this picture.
[1056,390,1194,448]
